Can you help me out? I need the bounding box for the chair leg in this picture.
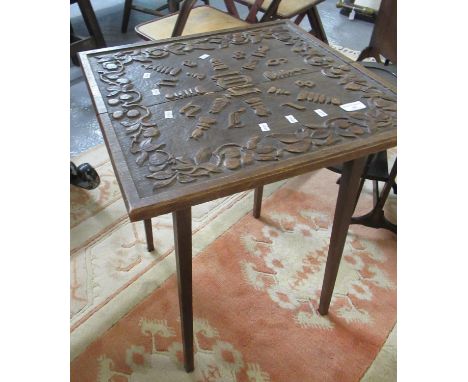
[357,46,383,63]
[306,6,328,44]
[77,0,106,48]
[121,0,133,33]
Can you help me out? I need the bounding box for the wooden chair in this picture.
[122,0,210,33]
[231,0,328,43]
[135,0,251,41]
[357,0,396,64]
[70,0,106,65]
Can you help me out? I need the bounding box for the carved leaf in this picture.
[197,163,222,173]
[140,138,161,152]
[255,145,275,154]
[337,130,357,138]
[284,140,311,153]
[143,127,159,138]
[194,147,212,165]
[311,129,331,140]
[174,164,195,172]
[350,112,367,120]
[130,141,141,154]
[245,136,260,150]
[242,151,254,165]
[153,176,177,190]
[125,123,140,133]
[224,157,241,170]
[349,125,365,135]
[345,82,362,91]
[189,168,210,177]
[149,163,169,172]
[268,133,300,143]
[146,171,175,180]
[135,151,148,166]
[177,174,196,183]
[224,148,241,158]
[149,151,169,166]
[255,153,278,161]
[301,123,323,130]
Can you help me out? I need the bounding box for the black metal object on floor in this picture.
[70,162,101,190]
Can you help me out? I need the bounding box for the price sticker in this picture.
[199,54,210,59]
[164,110,173,119]
[151,89,160,96]
[285,115,298,124]
[314,109,328,117]
[340,101,366,112]
[259,123,270,132]
[143,72,151,79]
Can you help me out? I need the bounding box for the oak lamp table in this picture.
[79,20,397,372]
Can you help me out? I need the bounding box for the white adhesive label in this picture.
[199,54,210,59]
[340,101,366,111]
[151,88,160,96]
[314,109,328,117]
[259,123,270,132]
[285,115,298,124]
[164,110,173,119]
[143,72,151,79]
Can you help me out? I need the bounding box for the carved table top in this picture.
[79,20,397,221]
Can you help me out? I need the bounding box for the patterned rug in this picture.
[70,142,396,381]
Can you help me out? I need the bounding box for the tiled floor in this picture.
[70,0,374,155]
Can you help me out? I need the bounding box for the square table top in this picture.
[79,20,396,221]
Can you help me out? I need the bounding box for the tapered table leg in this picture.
[173,208,194,372]
[319,157,367,315]
[253,186,263,219]
[143,219,154,252]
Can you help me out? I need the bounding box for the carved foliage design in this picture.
[92,24,396,192]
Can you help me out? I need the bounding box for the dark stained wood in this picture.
[79,20,396,222]
[143,218,155,252]
[318,156,367,315]
[306,6,328,44]
[71,0,106,63]
[172,208,194,372]
[253,186,263,218]
[79,21,397,372]
[351,158,397,233]
[357,0,397,64]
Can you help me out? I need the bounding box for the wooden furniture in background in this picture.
[135,0,250,40]
[121,0,210,33]
[70,0,106,65]
[357,0,396,64]
[232,0,328,43]
[79,20,397,371]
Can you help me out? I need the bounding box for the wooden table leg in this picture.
[253,186,263,219]
[143,219,154,252]
[318,157,367,315]
[173,208,194,372]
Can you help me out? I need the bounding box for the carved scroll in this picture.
[267,86,290,95]
[227,84,261,97]
[190,116,217,139]
[245,97,270,117]
[264,68,306,80]
[180,101,201,118]
[210,58,228,71]
[186,72,206,80]
[142,64,181,76]
[165,86,206,100]
[209,97,230,114]
[228,108,246,128]
[297,91,341,105]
